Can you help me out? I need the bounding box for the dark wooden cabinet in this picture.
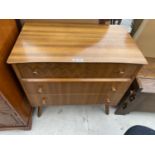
[0,93,27,128]
[0,20,32,130]
[115,58,155,115]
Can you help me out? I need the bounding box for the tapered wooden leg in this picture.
[37,106,42,117]
[104,104,109,115]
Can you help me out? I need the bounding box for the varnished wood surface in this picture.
[7,22,147,64]
[27,93,125,107]
[23,19,100,24]
[0,20,19,63]
[21,78,131,82]
[16,63,141,79]
[28,94,105,107]
[23,81,131,106]
[25,78,129,106]
[22,81,130,95]
[13,62,134,109]
[8,22,146,114]
[0,20,32,130]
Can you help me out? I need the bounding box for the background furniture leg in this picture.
[105,104,109,115]
[37,106,42,117]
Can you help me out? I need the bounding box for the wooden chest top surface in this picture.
[7,22,147,64]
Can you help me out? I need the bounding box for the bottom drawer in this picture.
[28,94,104,106]
[27,93,124,107]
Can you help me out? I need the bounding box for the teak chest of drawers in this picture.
[7,22,147,116]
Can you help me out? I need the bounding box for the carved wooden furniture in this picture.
[0,20,32,130]
[7,22,147,117]
[116,57,155,115]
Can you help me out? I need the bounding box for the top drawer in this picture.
[16,63,140,79]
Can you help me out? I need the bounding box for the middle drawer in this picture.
[23,81,130,95]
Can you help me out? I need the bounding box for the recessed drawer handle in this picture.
[38,87,43,93]
[42,97,46,105]
[111,86,117,92]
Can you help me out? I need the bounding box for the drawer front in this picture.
[27,89,127,107]
[27,94,105,106]
[23,81,130,95]
[17,63,140,78]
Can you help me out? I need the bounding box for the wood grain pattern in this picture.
[22,81,130,95]
[26,82,129,106]
[0,20,32,130]
[16,63,141,79]
[21,78,131,82]
[27,94,105,106]
[27,93,124,107]
[13,62,133,108]
[23,19,100,24]
[8,22,146,115]
[23,81,131,106]
[7,23,147,64]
